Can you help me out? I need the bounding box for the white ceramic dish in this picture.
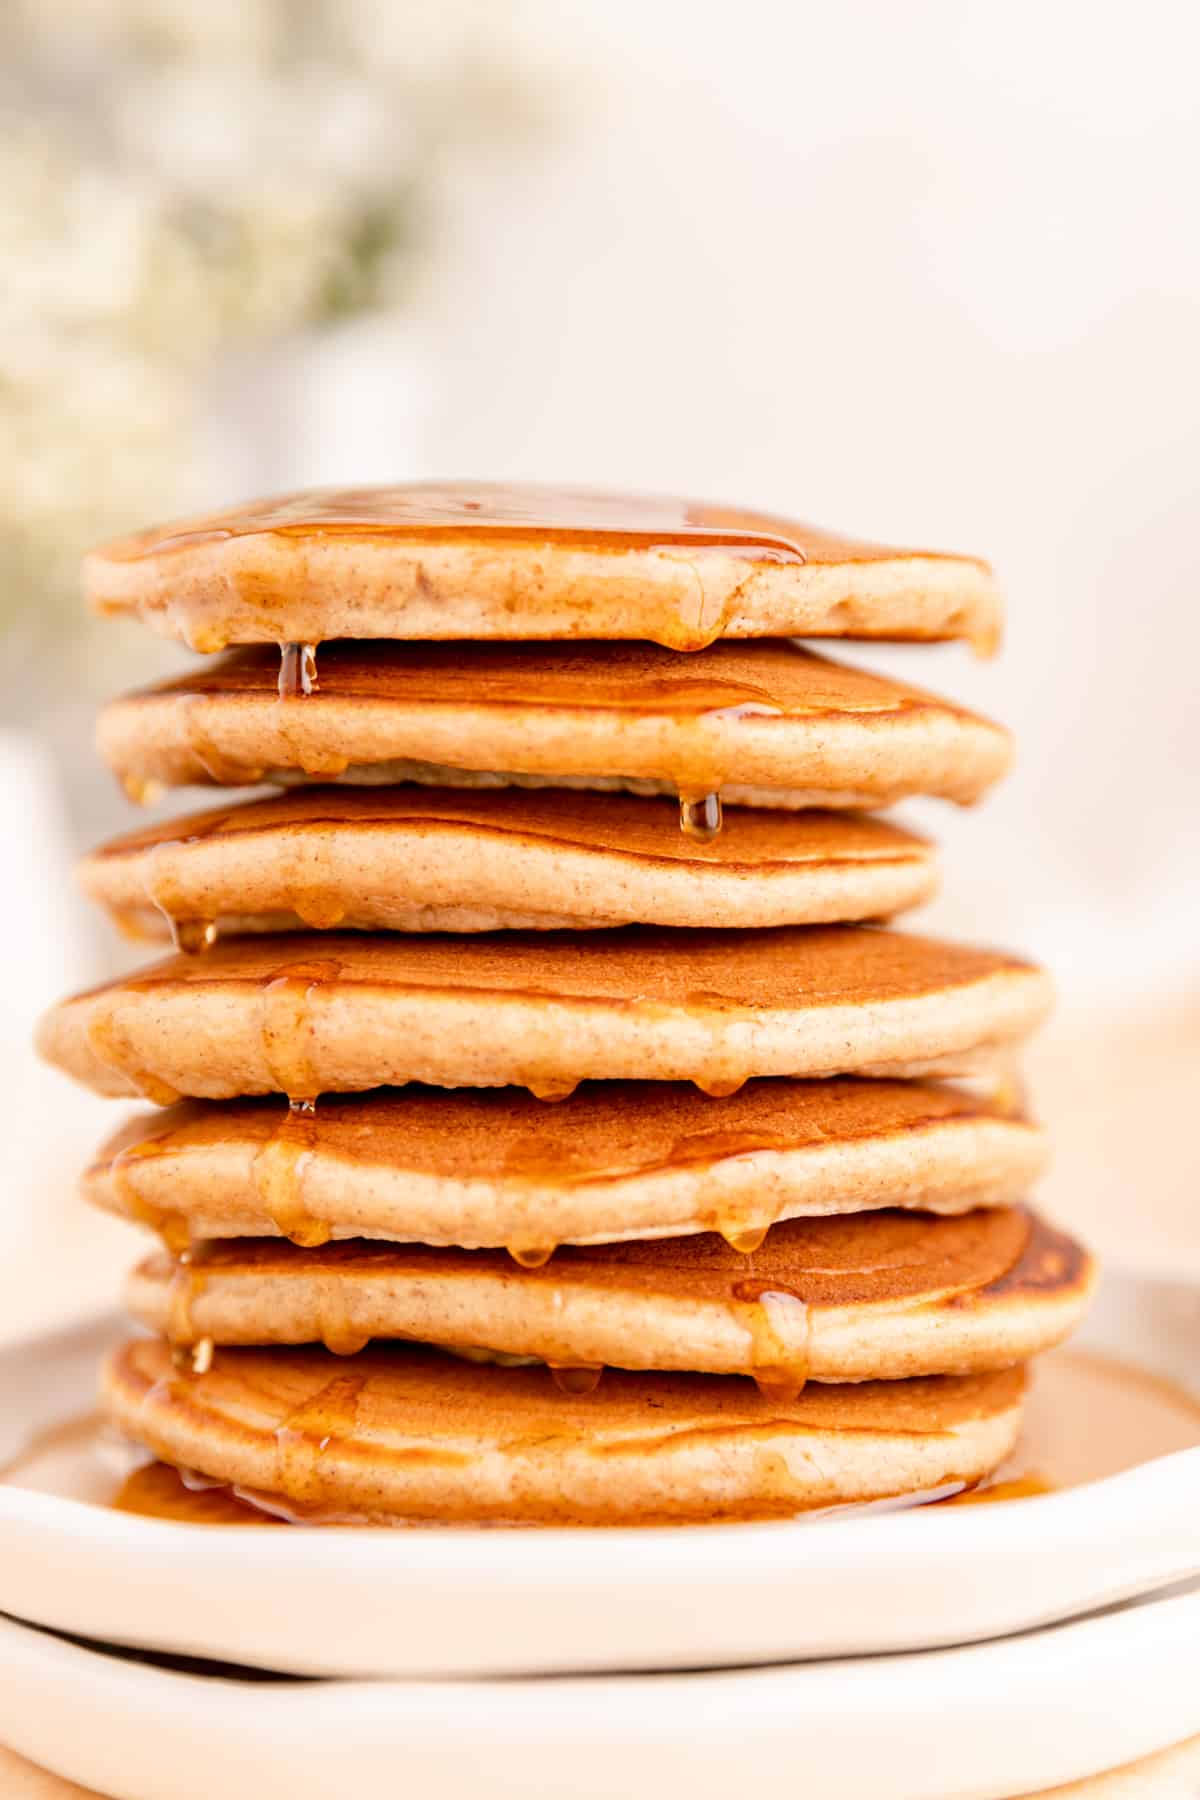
[0,1270,1197,1681]
[1,1581,1199,1800]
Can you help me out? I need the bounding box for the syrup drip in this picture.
[732,1279,812,1403]
[273,1371,367,1508]
[259,958,341,1100]
[86,1008,181,1108]
[182,694,265,786]
[120,773,165,808]
[991,1058,1029,1119]
[507,1242,557,1270]
[693,1075,750,1100]
[549,1364,603,1396]
[676,1128,792,1255]
[278,641,318,699]
[524,1078,580,1103]
[318,1270,370,1357]
[165,1246,209,1345]
[970,613,1003,661]
[720,1221,771,1255]
[670,699,783,840]
[679,792,722,842]
[289,845,347,931]
[273,640,352,780]
[109,1134,191,1253]
[143,837,218,952]
[253,1099,330,1248]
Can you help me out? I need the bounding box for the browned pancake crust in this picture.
[102,1335,1025,1521]
[37,926,1051,1103]
[138,1206,1085,1315]
[84,786,930,871]
[90,1077,1030,1190]
[95,640,1011,806]
[115,638,977,715]
[66,924,1036,1010]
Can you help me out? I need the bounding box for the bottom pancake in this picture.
[125,1207,1095,1384]
[102,1337,1026,1524]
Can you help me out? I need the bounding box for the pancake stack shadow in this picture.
[38,484,1097,1525]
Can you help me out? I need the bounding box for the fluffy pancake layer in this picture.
[87,1080,1048,1248]
[126,1207,1095,1382]
[84,482,1003,654]
[96,640,1012,809]
[79,789,938,938]
[37,926,1052,1102]
[101,1335,1026,1522]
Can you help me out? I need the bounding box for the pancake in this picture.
[126,1207,1095,1384]
[96,640,1012,811]
[100,1335,1026,1522]
[83,482,1003,654]
[86,1080,1049,1250]
[37,926,1052,1102]
[79,789,939,941]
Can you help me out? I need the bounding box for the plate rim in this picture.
[1,1586,1199,1800]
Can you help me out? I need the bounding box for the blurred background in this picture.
[2,0,1198,1339]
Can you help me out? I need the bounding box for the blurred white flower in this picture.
[0,0,544,685]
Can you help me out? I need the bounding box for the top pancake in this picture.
[97,639,1012,810]
[84,482,1003,654]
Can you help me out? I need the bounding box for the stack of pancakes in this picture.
[37,485,1095,1525]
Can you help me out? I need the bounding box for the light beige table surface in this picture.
[6,1732,1200,1798]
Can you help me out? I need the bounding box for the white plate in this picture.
[0,1271,1198,1680]
[1,1582,1199,1800]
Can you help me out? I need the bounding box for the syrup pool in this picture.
[3,1348,1198,1528]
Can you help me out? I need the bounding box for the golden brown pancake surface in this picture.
[84,481,1002,654]
[127,1207,1095,1382]
[87,1079,1048,1248]
[37,925,1052,1102]
[79,787,939,939]
[102,1335,1026,1522]
[96,639,1012,808]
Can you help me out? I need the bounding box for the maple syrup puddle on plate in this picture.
[3,1348,1198,1529]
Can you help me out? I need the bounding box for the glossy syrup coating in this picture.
[84,481,1003,653]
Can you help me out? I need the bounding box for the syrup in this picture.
[507,1243,556,1270]
[278,641,318,700]
[318,1268,370,1357]
[109,1131,192,1253]
[253,1099,330,1248]
[259,958,341,1102]
[86,1008,181,1107]
[113,1460,279,1525]
[100,484,996,658]
[549,1365,604,1396]
[679,793,722,842]
[732,1279,812,1403]
[5,1347,1196,1528]
[122,636,933,835]
[165,1247,208,1345]
[273,1371,367,1508]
